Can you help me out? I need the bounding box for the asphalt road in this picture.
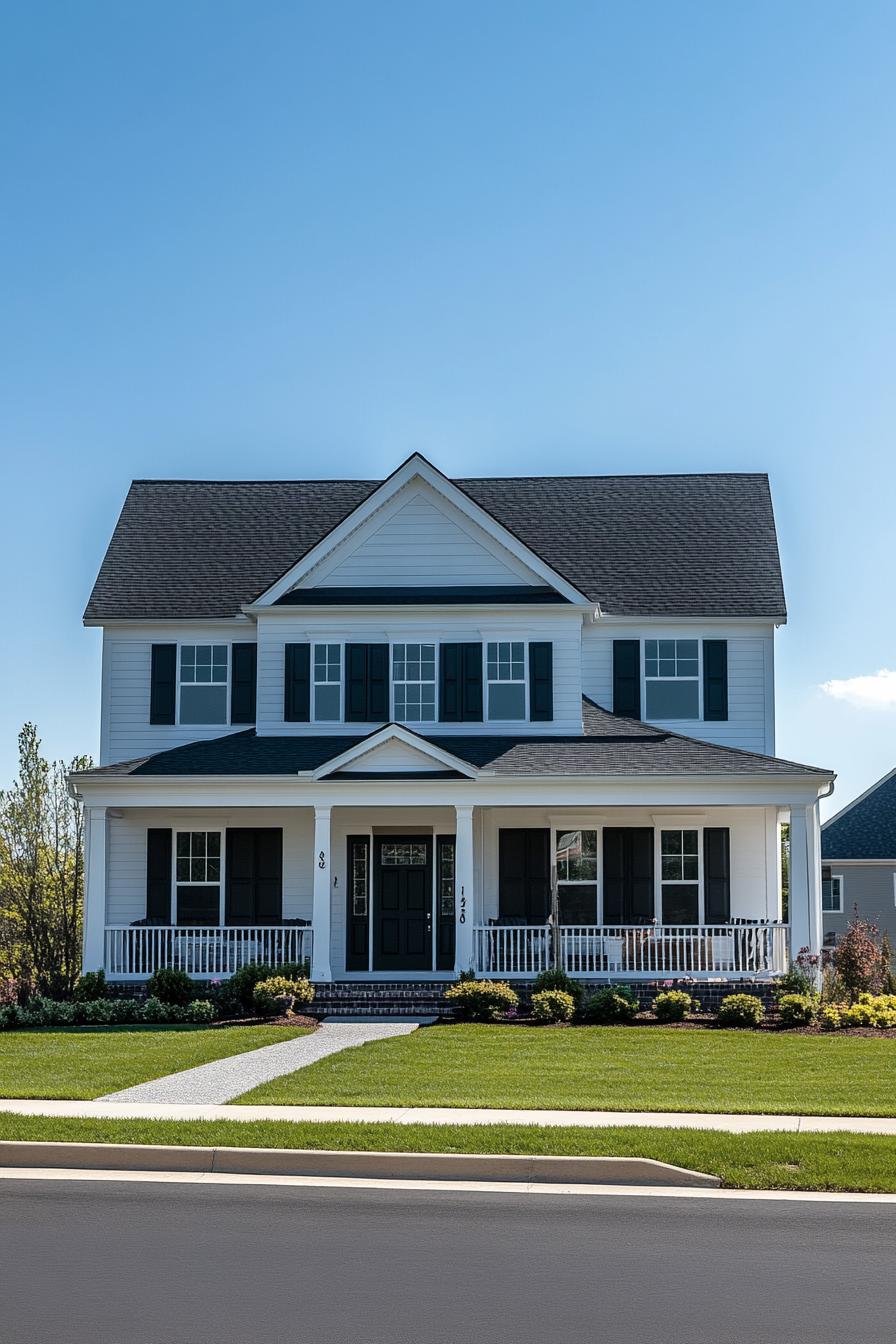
[1,1179,895,1343]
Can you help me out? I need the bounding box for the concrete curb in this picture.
[0,1140,721,1187]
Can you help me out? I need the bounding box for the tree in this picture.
[834,909,884,999]
[0,725,91,998]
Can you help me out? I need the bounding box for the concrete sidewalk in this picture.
[0,1098,894,1134]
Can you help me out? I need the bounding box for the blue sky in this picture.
[1,0,894,815]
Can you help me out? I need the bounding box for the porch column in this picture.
[454,805,475,974]
[82,807,107,973]
[788,801,822,982]
[311,806,333,982]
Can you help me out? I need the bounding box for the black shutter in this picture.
[529,642,553,721]
[366,644,389,721]
[230,643,257,724]
[149,644,177,725]
[439,644,461,722]
[613,640,641,718]
[146,829,172,924]
[704,827,731,922]
[440,643,482,722]
[602,827,655,923]
[345,644,369,722]
[346,835,370,971]
[284,644,310,722]
[498,828,550,923]
[226,829,283,925]
[461,643,483,721]
[703,640,729,721]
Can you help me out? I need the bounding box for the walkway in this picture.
[99,1021,420,1105]
[2,1099,895,1134]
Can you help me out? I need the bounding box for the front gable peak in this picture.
[252,454,589,606]
[312,724,480,780]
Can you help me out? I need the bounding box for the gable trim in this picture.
[311,723,482,780]
[251,455,591,606]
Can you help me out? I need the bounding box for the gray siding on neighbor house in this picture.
[823,864,896,943]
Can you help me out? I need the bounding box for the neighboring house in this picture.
[821,768,896,948]
[70,453,834,1001]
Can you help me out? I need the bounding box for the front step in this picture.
[311,981,455,1019]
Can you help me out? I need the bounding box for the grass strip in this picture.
[0,1113,894,1192]
[0,1025,311,1099]
[236,1023,896,1116]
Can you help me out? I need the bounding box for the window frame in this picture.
[657,827,703,925]
[822,871,844,914]
[312,641,344,724]
[176,642,231,727]
[642,638,702,723]
[172,828,225,926]
[485,639,529,723]
[391,642,437,725]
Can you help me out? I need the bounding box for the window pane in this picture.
[206,858,220,881]
[558,884,597,924]
[489,682,526,720]
[180,647,196,680]
[645,679,699,719]
[661,855,682,881]
[314,683,340,721]
[206,833,220,858]
[661,884,699,924]
[682,831,698,854]
[439,841,455,916]
[351,842,368,916]
[176,858,190,882]
[180,684,227,724]
[677,640,698,661]
[191,858,206,882]
[176,833,190,858]
[191,833,206,856]
[381,843,427,866]
[662,831,682,856]
[682,856,699,880]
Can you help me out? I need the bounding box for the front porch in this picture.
[84,795,815,985]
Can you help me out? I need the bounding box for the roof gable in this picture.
[312,725,480,779]
[254,455,587,606]
[822,767,896,860]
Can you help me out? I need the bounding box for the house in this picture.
[70,453,834,1007]
[821,768,896,949]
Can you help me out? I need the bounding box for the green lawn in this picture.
[0,1112,894,1191]
[236,1023,896,1116]
[0,1025,311,1099]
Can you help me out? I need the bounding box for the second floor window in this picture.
[645,639,699,720]
[180,645,228,724]
[393,643,436,723]
[487,641,526,720]
[821,867,843,913]
[314,644,341,721]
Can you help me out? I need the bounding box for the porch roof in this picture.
[76,698,833,782]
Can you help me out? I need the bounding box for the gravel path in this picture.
[100,1022,420,1105]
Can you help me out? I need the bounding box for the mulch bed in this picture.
[211,1014,319,1030]
[490,1014,896,1036]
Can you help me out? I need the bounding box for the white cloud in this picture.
[820,668,896,710]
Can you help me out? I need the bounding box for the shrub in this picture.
[73,970,108,1003]
[777,993,818,1027]
[252,977,301,1018]
[229,961,311,1013]
[0,1004,23,1029]
[835,916,884,998]
[206,979,243,1020]
[819,1003,845,1031]
[531,989,576,1023]
[582,984,639,1024]
[841,992,896,1029]
[445,979,520,1022]
[532,968,583,1007]
[146,968,195,1006]
[77,998,119,1025]
[140,996,170,1024]
[717,993,764,1028]
[774,961,815,1000]
[881,933,896,995]
[652,990,695,1022]
[19,997,53,1027]
[186,999,215,1024]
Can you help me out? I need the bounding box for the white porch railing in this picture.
[104,926,313,980]
[474,923,789,979]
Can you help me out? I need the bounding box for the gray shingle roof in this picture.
[84,471,786,621]
[75,699,830,782]
[822,769,896,860]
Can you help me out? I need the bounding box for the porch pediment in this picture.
[312,725,481,780]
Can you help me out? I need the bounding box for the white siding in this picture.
[256,609,584,736]
[301,482,540,588]
[102,624,254,765]
[106,807,313,926]
[581,625,775,755]
[340,740,453,772]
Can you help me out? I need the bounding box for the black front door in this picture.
[373,836,433,971]
[602,827,654,923]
